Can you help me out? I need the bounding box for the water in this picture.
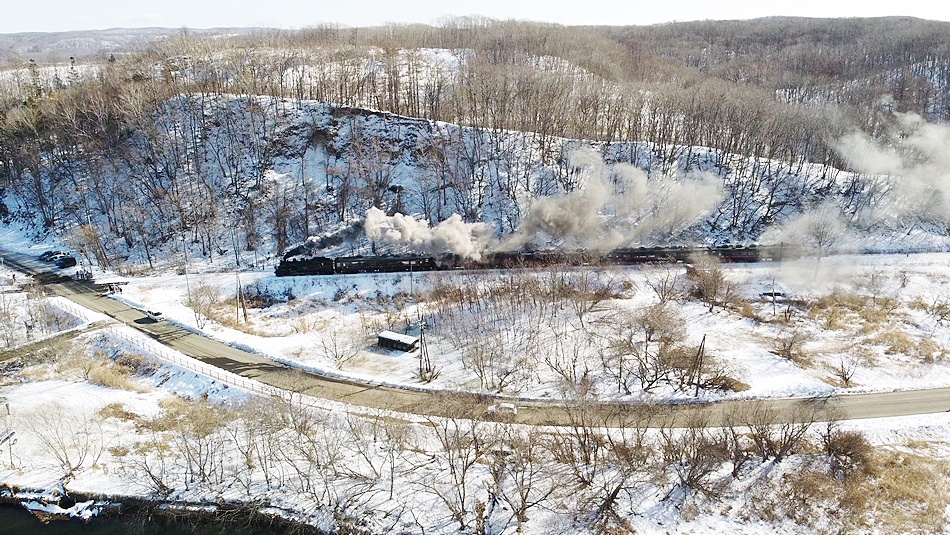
[0,503,312,535]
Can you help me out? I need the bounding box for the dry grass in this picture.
[866,330,948,362]
[740,433,950,534]
[143,396,232,435]
[808,291,899,332]
[89,363,148,392]
[774,449,949,534]
[865,450,950,533]
[715,376,751,392]
[777,464,869,532]
[868,329,917,355]
[54,351,152,392]
[204,304,277,337]
[98,402,140,421]
[737,301,764,323]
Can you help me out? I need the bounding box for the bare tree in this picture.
[420,412,488,532]
[603,303,686,393]
[24,402,106,479]
[687,255,741,312]
[158,398,232,488]
[475,423,558,533]
[646,267,683,304]
[317,320,368,367]
[782,203,848,259]
[830,354,861,387]
[123,432,175,498]
[185,280,220,329]
[740,401,820,462]
[545,397,659,532]
[659,418,729,499]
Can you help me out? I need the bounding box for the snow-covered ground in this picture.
[94,251,950,403]
[6,215,950,403]
[4,224,950,533]
[1,341,948,534]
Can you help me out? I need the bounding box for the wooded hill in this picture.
[0,17,947,267]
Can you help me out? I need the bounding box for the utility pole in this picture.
[694,334,706,398]
[181,235,192,304]
[418,316,434,382]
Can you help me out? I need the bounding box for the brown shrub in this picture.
[821,424,873,477]
[867,450,950,534]
[98,402,139,421]
[89,364,146,392]
[115,353,156,375]
[772,329,812,366]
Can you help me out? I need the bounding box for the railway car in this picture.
[274,257,335,276]
[334,255,439,274]
[273,244,804,277]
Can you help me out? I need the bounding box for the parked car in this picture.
[38,250,64,261]
[55,256,77,268]
[485,403,518,420]
[146,310,164,322]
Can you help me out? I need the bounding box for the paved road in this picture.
[4,248,950,427]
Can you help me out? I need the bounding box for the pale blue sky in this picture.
[5,0,950,33]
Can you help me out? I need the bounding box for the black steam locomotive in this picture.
[274,244,801,277]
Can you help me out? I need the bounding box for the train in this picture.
[274,244,803,277]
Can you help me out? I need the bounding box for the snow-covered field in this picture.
[7,216,950,405]
[0,328,948,534]
[4,226,950,533]
[96,251,950,403]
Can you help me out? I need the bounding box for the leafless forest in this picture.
[1,17,949,265]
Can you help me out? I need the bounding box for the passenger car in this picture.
[55,256,77,268]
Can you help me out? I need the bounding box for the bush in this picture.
[772,328,811,365]
[89,364,145,392]
[98,402,139,421]
[115,352,156,375]
[821,424,872,476]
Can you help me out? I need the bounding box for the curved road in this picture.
[4,249,950,428]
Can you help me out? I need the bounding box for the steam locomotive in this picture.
[274,244,801,277]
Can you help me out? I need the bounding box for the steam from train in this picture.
[502,147,725,252]
[363,147,725,259]
[364,207,495,260]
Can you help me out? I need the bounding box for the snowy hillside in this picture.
[5,92,950,277]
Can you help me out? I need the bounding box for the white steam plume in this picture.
[761,202,852,256]
[504,146,723,250]
[364,207,495,260]
[510,147,616,250]
[836,112,950,225]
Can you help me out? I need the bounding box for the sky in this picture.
[4,0,950,34]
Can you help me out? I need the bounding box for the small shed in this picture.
[378,330,420,352]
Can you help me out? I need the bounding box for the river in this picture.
[0,503,316,534]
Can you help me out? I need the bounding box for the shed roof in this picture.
[378,330,419,345]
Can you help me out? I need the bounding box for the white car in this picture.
[485,403,518,420]
[146,310,165,322]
